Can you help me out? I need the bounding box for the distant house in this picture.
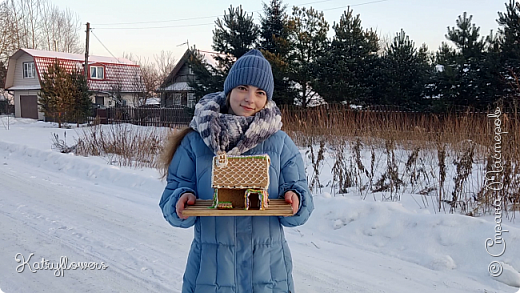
[4,48,145,120]
[157,49,197,108]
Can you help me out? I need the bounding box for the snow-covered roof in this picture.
[6,85,41,91]
[21,48,135,65]
[159,82,193,92]
[145,97,161,105]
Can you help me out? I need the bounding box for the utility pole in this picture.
[84,22,90,77]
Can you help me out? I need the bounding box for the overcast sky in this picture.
[52,0,507,62]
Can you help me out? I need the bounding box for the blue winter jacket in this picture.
[159,130,314,293]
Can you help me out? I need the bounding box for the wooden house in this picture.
[157,49,196,108]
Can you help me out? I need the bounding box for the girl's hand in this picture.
[176,192,196,219]
[284,191,300,215]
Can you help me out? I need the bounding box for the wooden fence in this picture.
[90,106,192,127]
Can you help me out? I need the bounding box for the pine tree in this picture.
[189,5,259,99]
[187,47,225,100]
[260,0,296,105]
[446,12,485,59]
[212,5,260,73]
[70,69,91,125]
[435,42,457,65]
[497,0,520,100]
[313,8,378,105]
[433,12,495,110]
[260,0,290,55]
[287,6,329,107]
[380,30,432,110]
[39,59,73,127]
[432,42,457,111]
[39,59,86,127]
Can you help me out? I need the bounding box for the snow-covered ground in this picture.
[1,117,520,293]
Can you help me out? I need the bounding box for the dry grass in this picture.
[281,103,520,218]
[75,123,166,169]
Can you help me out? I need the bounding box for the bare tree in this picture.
[58,8,82,53]
[19,0,40,48]
[123,53,153,107]
[0,1,21,62]
[155,50,176,84]
[136,61,156,106]
[40,4,81,53]
[124,50,176,106]
[0,0,82,63]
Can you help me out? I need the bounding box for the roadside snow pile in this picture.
[0,117,163,196]
[304,194,520,283]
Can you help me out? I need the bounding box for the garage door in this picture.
[20,95,39,119]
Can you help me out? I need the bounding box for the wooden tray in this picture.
[182,199,294,217]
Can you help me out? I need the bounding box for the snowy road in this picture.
[0,154,192,292]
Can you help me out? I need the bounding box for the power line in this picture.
[324,0,388,10]
[351,0,388,6]
[94,0,335,27]
[93,22,214,30]
[90,30,124,63]
[298,0,335,6]
[91,0,384,30]
[95,15,221,26]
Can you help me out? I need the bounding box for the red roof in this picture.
[24,49,144,93]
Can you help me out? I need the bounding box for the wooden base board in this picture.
[182,199,294,217]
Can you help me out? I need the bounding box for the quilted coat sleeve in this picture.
[278,134,314,227]
[159,134,197,228]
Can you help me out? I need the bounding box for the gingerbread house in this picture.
[211,153,270,210]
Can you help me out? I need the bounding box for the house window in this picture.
[181,92,188,106]
[90,66,104,79]
[23,62,36,78]
[173,93,182,106]
[95,96,104,105]
[187,93,196,108]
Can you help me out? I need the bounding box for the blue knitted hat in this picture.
[224,49,274,100]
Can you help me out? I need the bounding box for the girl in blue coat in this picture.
[159,49,314,293]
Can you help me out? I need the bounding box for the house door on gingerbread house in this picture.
[211,154,270,210]
[245,189,264,209]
